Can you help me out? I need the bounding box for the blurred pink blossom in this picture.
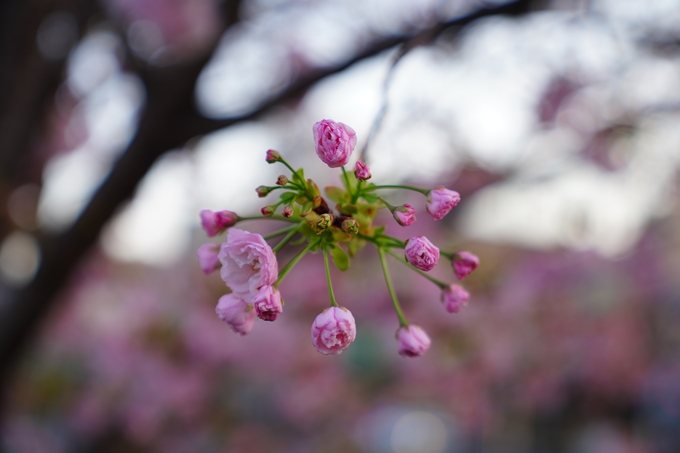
[452,251,480,280]
[218,228,278,303]
[393,204,416,227]
[215,294,256,335]
[196,243,219,275]
[405,236,439,271]
[396,325,431,357]
[312,119,357,168]
[441,284,469,313]
[253,285,283,321]
[425,186,460,221]
[199,209,237,237]
[311,307,356,355]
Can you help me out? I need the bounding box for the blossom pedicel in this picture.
[196,119,477,357]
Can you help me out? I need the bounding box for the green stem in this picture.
[351,180,363,204]
[237,215,299,223]
[440,250,455,260]
[378,248,409,327]
[274,238,321,287]
[323,246,340,307]
[263,225,298,240]
[375,195,396,211]
[363,184,429,195]
[272,226,301,253]
[341,166,353,197]
[387,250,447,289]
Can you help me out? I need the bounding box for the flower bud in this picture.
[355,160,372,180]
[312,213,333,234]
[200,209,238,237]
[256,185,271,198]
[197,243,220,275]
[441,284,469,313]
[276,175,288,186]
[311,306,356,355]
[266,149,281,163]
[253,285,283,322]
[392,204,416,227]
[452,251,479,280]
[261,205,275,217]
[396,325,431,357]
[404,236,439,271]
[313,119,357,168]
[426,186,461,221]
[216,294,256,336]
[341,217,359,235]
[282,205,293,218]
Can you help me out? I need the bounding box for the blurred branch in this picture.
[0,0,537,392]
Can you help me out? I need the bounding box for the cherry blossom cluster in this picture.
[197,119,479,357]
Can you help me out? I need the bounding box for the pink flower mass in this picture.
[197,244,220,275]
[200,209,238,237]
[425,187,461,221]
[453,251,480,280]
[396,325,431,357]
[441,284,470,313]
[311,307,356,355]
[312,119,357,168]
[393,204,416,227]
[404,236,440,271]
[215,294,256,336]
[218,229,278,303]
[253,285,283,322]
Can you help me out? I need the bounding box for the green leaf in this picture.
[362,193,380,204]
[338,203,358,215]
[280,191,296,203]
[325,186,348,203]
[328,244,350,271]
[348,237,366,257]
[299,201,313,216]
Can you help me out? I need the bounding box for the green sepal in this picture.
[328,243,350,271]
[338,203,358,215]
[325,186,348,203]
[280,192,296,203]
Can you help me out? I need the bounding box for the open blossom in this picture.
[396,325,431,357]
[355,160,371,180]
[313,119,357,168]
[215,294,256,335]
[425,187,460,221]
[441,284,469,313]
[218,228,278,303]
[200,209,238,237]
[311,306,356,355]
[253,285,283,321]
[197,243,220,275]
[452,251,479,280]
[393,204,416,227]
[405,236,439,271]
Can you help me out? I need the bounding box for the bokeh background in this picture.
[2,0,680,451]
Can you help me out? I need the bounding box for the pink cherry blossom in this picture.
[197,244,220,275]
[452,251,480,280]
[218,228,278,303]
[354,160,371,180]
[311,306,356,355]
[396,325,431,357]
[393,204,416,227]
[200,209,238,237]
[253,285,283,322]
[404,236,439,271]
[441,284,470,313]
[425,187,461,221]
[215,294,256,336]
[312,119,357,168]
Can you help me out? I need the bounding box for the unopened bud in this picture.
[392,204,416,227]
[261,205,275,217]
[256,185,271,198]
[355,160,372,180]
[312,213,333,234]
[341,218,359,235]
[282,206,293,218]
[266,149,281,163]
[276,175,288,186]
